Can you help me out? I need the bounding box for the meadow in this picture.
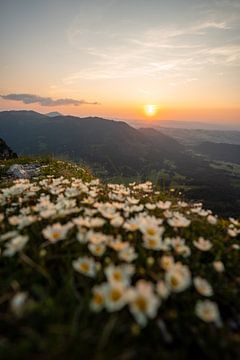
[0,158,239,359]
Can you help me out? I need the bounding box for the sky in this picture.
[0,0,240,126]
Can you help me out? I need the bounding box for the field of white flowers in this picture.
[0,160,240,359]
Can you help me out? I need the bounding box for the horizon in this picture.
[1,0,240,126]
[1,108,240,131]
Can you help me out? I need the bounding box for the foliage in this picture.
[0,156,92,182]
[0,162,239,360]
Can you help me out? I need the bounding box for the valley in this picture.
[0,111,240,217]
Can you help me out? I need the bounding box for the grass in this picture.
[210,161,240,176]
[0,156,92,183]
[0,158,239,359]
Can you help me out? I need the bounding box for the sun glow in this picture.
[144,104,157,117]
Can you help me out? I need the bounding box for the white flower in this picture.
[127,280,160,327]
[228,228,239,237]
[88,243,106,257]
[3,235,29,256]
[72,256,96,278]
[178,201,188,208]
[97,203,117,219]
[207,215,218,225]
[232,244,240,250]
[105,264,134,287]
[42,222,72,243]
[0,230,19,241]
[65,187,80,198]
[9,215,37,229]
[229,218,239,227]
[139,218,165,250]
[143,236,164,251]
[110,216,124,228]
[104,284,127,312]
[10,292,28,316]
[198,209,212,217]
[156,201,172,210]
[124,218,140,232]
[90,284,107,312]
[156,281,170,299]
[193,237,212,251]
[118,246,138,263]
[73,216,105,228]
[145,203,156,210]
[127,197,140,205]
[171,237,191,257]
[160,255,175,271]
[129,204,144,213]
[165,263,191,293]
[213,261,225,273]
[109,238,128,252]
[195,300,221,324]
[168,212,190,228]
[143,232,163,250]
[194,277,213,297]
[86,230,109,245]
[76,228,88,243]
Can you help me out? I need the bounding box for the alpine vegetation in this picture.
[0,161,239,359]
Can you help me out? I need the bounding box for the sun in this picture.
[144,104,157,117]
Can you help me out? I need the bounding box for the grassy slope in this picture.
[0,156,92,182]
[0,158,239,360]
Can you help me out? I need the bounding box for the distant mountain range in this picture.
[0,110,240,216]
[128,119,240,131]
[0,110,184,176]
[46,111,63,118]
[157,127,240,146]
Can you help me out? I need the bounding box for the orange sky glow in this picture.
[1,0,239,127]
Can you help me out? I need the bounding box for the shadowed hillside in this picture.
[0,111,184,175]
[1,111,240,217]
[195,142,240,164]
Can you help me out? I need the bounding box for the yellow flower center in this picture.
[147,228,156,236]
[113,272,122,281]
[80,262,90,272]
[52,231,60,239]
[148,239,157,247]
[130,224,138,230]
[135,296,147,311]
[93,293,103,305]
[170,275,179,287]
[110,289,122,302]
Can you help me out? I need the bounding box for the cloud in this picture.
[0,93,100,106]
[64,4,239,83]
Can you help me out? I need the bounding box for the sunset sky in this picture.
[1,0,240,125]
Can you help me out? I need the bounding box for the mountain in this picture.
[46,111,63,117]
[0,138,17,160]
[128,119,240,131]
[195,142,240,164]
[0,110,183,176]
[0,110,240,216]
[157,127,240,146]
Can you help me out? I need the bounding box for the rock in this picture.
[7,164,30,179]
[0,138,17,160]
[6,163,42,179]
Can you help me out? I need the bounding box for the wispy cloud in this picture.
[0,94,100,106]
[63,0,240,87]
[65,3,239,84]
